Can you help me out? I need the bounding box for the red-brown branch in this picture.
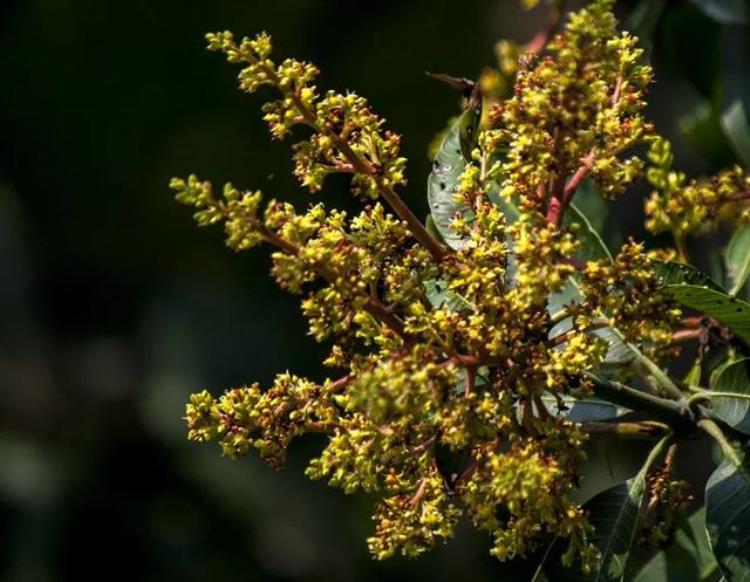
[671,329,702,344]
[409,477,429,507]
[525,0,567,54]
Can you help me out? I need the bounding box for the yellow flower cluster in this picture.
[186,374,337,468]
[494,0,652,217]
[178,0,683,570]
[580,241,681,356]
[205,31,406,200]
[645,136,750,238]
[368,468,462,560]
[462,431,596,569]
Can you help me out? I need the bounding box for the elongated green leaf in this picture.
[571,180,608,231]
[542,395,628,423]
[634,508,719,582]
[710,358,750,434]
[663,285,750,345]
[567,203,613,263]
[572,437,650,507]
[705,457,750,581]
[627,0,668,57]
[685,358,704,387]
[653,261,724,290]
[425,214,447,244]
[726,226,750,296]
[688,0,748,24]
[486,188,521,285]
[458,99,481,161]
[548,437,672,581]
[721,100,750,167]
[711,353,742,388]
[679,100,735,167]
[427,108,478,250]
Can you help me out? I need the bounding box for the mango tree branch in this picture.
[578,420,670,438]
[698,418,743,466]
[584,372,689,425]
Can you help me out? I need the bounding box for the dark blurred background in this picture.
[0,1,748,580]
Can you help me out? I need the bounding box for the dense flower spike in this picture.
[205,30,445,261]
[645,136,750,241]
[174,0,746,575]
[492,0,652,219]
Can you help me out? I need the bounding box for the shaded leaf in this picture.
[570,179,608,232]
[427,109,474,250]
[711,353,742,388]
[667,5,723,101]
[662,284,750,345]
[425,214,447,244]
[721,100,750,167]
[653,261,724,290]
[725,226,750,296]
[595,327,636,366]
[705,457,750,581]
[487,188,521,284]
[627,0,668,58]
[458,96,481,161]
[688,0,749,24]
[548,437,672,581]
[634,508,719,582]
[571,436,650,507]
[679,100,736,167]
[566,203,613,263]
[710,358,750,434]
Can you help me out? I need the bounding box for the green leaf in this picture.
[458,99,481,161]
[425,214,447,244]
[710,358,750,434]
[566,203,613,263]
[688,0,748,24]
[634,508,719,582]
[653,261,724,290]
[571,179,608,232]
[725,226,750,297]
[662,284,750,346]
[595,327,636,365]
[627,0,668,58]
[711,353,742,388]
[542,395,628,423]
[667,6,723,102]
[685,358,704,387]
[487,189,521,285]
[705,456,750,581]
[548,436,673,581]
[679,100,735,167]
[721,100,750,167]
[572,437,652,507]
[427,109,474,250]
[423,279,474,312]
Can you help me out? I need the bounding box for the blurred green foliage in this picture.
[0,0,747,580]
